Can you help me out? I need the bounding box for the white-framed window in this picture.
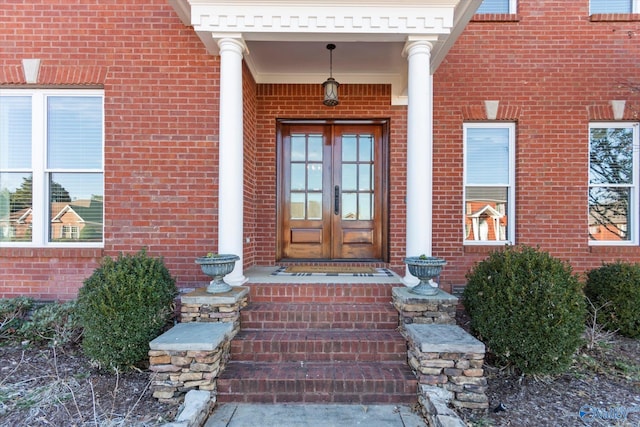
[588,123,639,245]
[590,0,638,14]
[476,0,517,14]
[0,89,104,247]
[463,123,516,245]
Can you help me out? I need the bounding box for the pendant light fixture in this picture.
[322,43,339,107]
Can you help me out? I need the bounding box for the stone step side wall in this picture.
[403,324,488,414]
[392,287,458,325]
[148,322,235,404]
[179,287,249,335]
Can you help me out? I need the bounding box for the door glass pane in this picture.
[0,96,32,169]
[48,97,102,169]
[359,193,372,220]
[359,135,373,162]
[0,172,33,242]
[291,135,306,161]
[342,135,357,161]
[308,135,323,161]
[291,164,305,191]
[307,193,322,220]
[342,164,357,191]
[342,192,357,220]
[308,164,322,191]
[49,173,103,242]
[359,164,372,191]
[290,193,305,219]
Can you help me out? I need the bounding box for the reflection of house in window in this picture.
[50,198,103,242]
[465,188,507,242]
[0,208,32,241]
[588,201,628,241]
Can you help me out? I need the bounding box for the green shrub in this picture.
[0,297,33,340]
[77,249,178,371]
[585,261,640,338]
[18,301,82,346]
[463,245,585,375]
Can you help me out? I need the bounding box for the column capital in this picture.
[402,36,437,58]
[214,34,248,55]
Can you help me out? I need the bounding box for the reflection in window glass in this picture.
[1,90,104,247]
[342,193,357,220]
[48,97,102,169]
[0,96,32,169]
[0,173,33,242]
[342,164,357,191]
[291,164,305,191]
[359,164,372,191]
[464,124,514,244]
[307,193,322,220]
[291,135,306,161]
[307,164,322,191]
[590,0,631,14]
[476,0,511,13]
[49,173,103,242]
[308,135,323,161]
[359,136,373,162]
[589,124,638,243]
[342,135,357,161]
[359,193,372,220]
[290,193,305,219]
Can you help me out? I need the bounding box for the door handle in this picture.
[334,185,340,215]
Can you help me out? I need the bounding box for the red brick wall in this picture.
[0,0,223,298]
[3,0,640,300]
[433,1,640,289]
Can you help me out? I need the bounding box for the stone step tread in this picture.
[217,361,418,404]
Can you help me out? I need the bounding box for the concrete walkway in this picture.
[205,403,427,427]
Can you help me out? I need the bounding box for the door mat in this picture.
[271,266,394,277]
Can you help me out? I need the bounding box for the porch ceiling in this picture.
[168,0,480,105]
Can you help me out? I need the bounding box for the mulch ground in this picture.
[1,331,638,426]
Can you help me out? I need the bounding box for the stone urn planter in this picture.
[195,253,239,294]
[404,256,447,296]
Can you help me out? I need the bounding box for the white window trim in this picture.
[0,88,104,248]
[463,122,516,246]
[588,122,639,246]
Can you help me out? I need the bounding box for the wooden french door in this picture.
[277,120,388,260]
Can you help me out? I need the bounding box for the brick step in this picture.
[230,329,407,362]
[248,282,395,303]
[216,361,418,404]
[240,302,399,330]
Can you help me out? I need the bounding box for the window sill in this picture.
[588,244,639,254]
[464,244,508,254]
[590,13,640,22]
[471,14,520,23]
[0,247,104,258]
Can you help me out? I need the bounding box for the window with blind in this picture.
[589,123,639,244]
[590,0,636,14]
[463,123,515,244]
[0,90,104,246]
[476,0,517,14]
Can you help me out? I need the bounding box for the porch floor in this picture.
[243,266,404,285]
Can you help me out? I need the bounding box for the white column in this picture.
[403,39,433,285]
[217,37,247,285]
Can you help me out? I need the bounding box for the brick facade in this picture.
[2,0,640,299]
